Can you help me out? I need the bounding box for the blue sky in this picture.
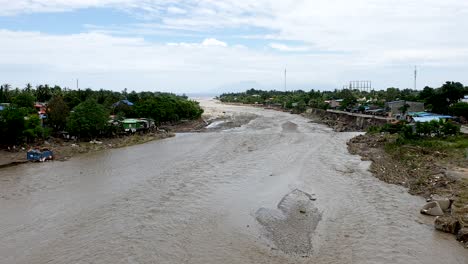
[1,0,468,93]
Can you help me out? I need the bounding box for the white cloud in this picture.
[167,6,187,15]
[0,0,132,15]
[202,38,227,47]
[269,43,311,52]
[1,1,468,90]
[1,29,467,93]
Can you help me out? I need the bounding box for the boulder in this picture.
[456,228,468,243]
[434,216,460,234]
[421,201,444,216]
[434,198,453,211]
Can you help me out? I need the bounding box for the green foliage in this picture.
[134,95,203,124]
[366,126,381,134]
[0,83,204,144]
[380,123,407,134]
[440,120,460,136]
[66,99,109,139]
[47,95,70,131]
[424,82,465,114]
[372,119,460,142]
[449,102,468,119]
[35,85,52,102]
[0,107,27,144]
[12,92,35,109]
[23,114,47,143]
[0,84,12,103]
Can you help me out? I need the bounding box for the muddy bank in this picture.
[0,131,175,168]
[0,111,258,169]
[0,119,211,169]
[202,101,259,131]
[303,108,389,132]
[347,133,468,247]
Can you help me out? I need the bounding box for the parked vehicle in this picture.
[27,148,54,162]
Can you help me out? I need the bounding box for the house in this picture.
[112,99,134,108]
[406,112,453,123]
[461,95,468,103]
[122,119,142,133]
[385,100,424,117]
[121,118,154,133]
[0,103,10,110]
[324,99,343,109]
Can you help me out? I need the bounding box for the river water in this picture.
[1,101,467,264]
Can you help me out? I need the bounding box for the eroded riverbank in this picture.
[1,100,468,263]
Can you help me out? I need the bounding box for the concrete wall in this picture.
[304,108,390,132]
[386,101,424,116]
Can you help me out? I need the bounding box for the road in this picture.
[1,100,467,264]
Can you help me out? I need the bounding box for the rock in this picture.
[456,228,468,243]
[428,196,453,211]
[444,170,463,181]
[434,216,460,234]
[420,201,444,216]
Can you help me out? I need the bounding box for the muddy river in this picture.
[1,101,467,264]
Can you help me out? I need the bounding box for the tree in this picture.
[399,103,410,116]
[441,81,464,106]
[12,92,35,109]
[0,107,27,145]
[36,84,52,102]
[24,83,33,93]
[0,84,12,103]
[449,102,468,120]
[385,87,400,102]
[47,95,70,131]
[429,82,465,114]
[23,114,46,143]
[419,86,434,102]
[66,99,109,139]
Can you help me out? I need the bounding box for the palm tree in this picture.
[25,83,33,93]
[0,84,12,103]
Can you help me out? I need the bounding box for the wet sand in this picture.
[1,100,467,264]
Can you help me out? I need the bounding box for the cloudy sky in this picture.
[0,0,467,93]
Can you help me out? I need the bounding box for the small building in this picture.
[0,103,10,111]
[122,119,142,133]
[34,103,47,115]
[121,118,154,133]
[407,112,453,123]
[113,99,134,107]
[385,100,424,116]
[325,99,343,109]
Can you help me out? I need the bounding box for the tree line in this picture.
[0,84,203,145]
[218,81,468,117]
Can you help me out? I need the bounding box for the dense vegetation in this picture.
[368,119,461,139]
[219,81,468,117]
[0,84,203,145]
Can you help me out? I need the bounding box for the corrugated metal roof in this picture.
[413,116,452,122]
[122,119,139,123]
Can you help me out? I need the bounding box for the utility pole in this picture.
[414,66,417,90]
[284,68,287,92]
[77,79,79,90]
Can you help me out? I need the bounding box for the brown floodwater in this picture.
[1,101,467,264]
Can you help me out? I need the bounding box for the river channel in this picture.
[1,100,467,264]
